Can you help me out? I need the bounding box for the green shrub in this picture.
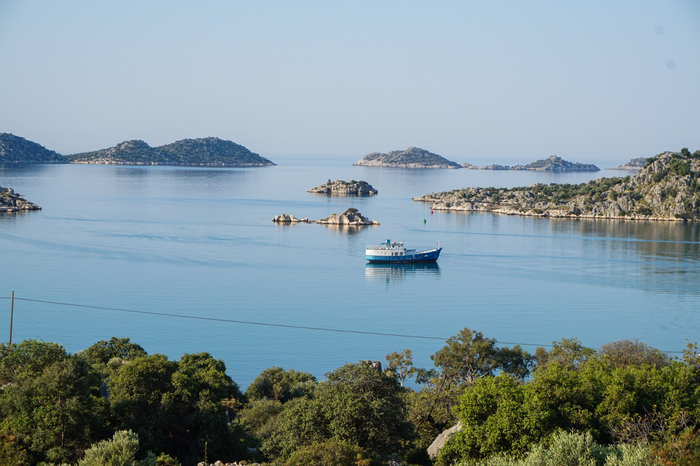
[284,439,379,466]
[77,430,156,466]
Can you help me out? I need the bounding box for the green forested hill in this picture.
[416,148,700,221]
[66,137,275,167]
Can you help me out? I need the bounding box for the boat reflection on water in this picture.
[365,262,441,283]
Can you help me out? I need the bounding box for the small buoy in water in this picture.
[423,218,426,224]
[431,210,433,214]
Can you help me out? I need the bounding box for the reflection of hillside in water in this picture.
[323,224,378,236]
[547,219,700,294]
[561,219,700,262]
[365,262,441,283]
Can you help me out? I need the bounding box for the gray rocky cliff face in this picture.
[0,186,42,212]
[308,179,378,195]
[415,151,700,221]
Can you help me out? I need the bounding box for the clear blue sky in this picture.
[1,1,699,164]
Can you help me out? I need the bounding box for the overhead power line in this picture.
[1,295,687,353]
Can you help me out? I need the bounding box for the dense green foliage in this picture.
[1,333,698,465]
[246,366,316,402]
[466,430,652,466]
[260,362,413,461]
[437,339,700,465]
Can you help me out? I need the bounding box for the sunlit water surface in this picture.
[1,157,698,388]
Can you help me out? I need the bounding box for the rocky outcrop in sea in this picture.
[461,155,599,172]
[0,186,42,212]
[415,150,700,221]
[354,147,461,169]
[308,179,378,196]
[272,208,379,226]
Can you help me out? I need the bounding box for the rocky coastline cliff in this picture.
[354,147,460,169]
[308,179,378,195]
[415,150,700,221]
[0,186,42,212]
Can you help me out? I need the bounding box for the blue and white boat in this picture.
[365,240,442,263]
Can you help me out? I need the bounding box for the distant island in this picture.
[0,133,274,167]
[66,137,275,167]
[608,157,647,171]
[308,179,378,196]
[415,149,700,221]
[354,147,461,169]
[461,155,600,172]
[272,208,379,226]
[0,133,68,164]
[0,186,41,212]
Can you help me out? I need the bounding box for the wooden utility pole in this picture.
[9,291,14,345]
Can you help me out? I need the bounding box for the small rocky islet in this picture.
[0,186,41,212]
[272,208,379,226]
[414,149,700,221]
[308,179,378,196]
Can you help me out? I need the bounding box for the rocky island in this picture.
[461,155,599,172]
[66,137,275,167]
[0,186,42,212]
[308,179,378,196]
[415,149,700,221]
[273,208,379,226]
[0,133,68,163]
[608,157,648,171]
[354,147,461,169]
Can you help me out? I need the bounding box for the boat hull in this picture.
[366,247,441,263]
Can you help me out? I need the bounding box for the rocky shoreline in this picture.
[273,208,379,226]
[415,151,700,222]
[0,186,42,212]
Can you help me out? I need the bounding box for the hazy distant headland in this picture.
[608,157,647,171]
[354,147,461,169]
[415,149,700,221]
[462,155,600,172]
[67,137,275,167]
[0,133,68,163]
[354,147,601,173]
[0,133,274,167]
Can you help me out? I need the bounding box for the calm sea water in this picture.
[1,157,699,388]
